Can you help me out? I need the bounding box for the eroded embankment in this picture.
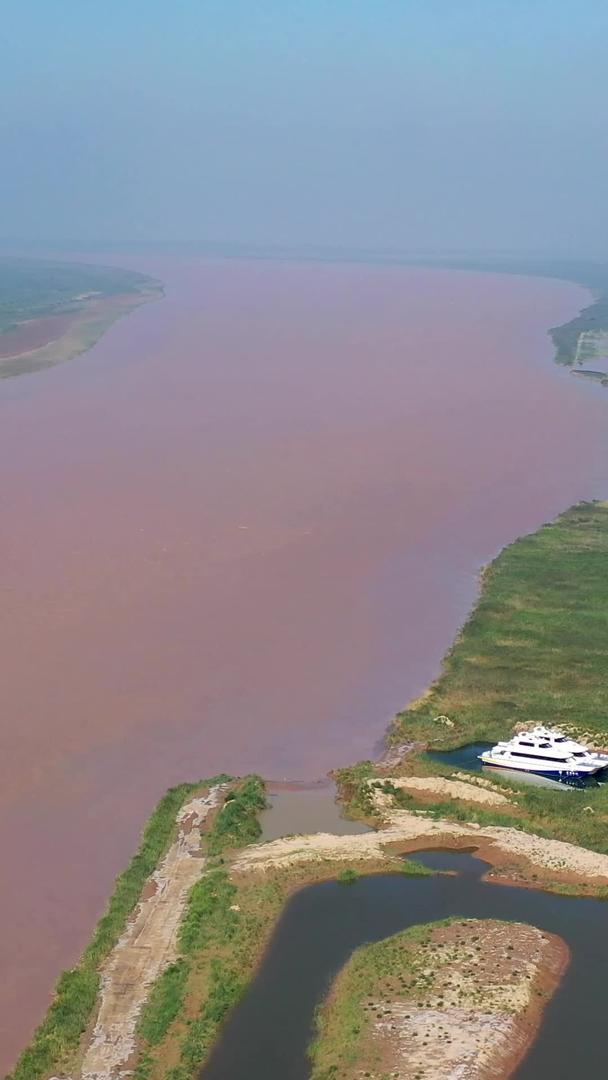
[311,919,568,1080]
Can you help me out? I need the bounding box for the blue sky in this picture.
[1,0,607,255]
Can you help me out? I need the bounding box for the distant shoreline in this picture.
[0,255,164,379]
[0,284,163,379]
[2,250,605,376]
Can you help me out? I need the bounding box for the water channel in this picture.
[200,850,608,1079]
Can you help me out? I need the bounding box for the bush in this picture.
[337,868,359,885]
[207,775,267,855]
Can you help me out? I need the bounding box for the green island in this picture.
[0,257,162,378]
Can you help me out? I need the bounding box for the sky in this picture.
[1,0,607,257]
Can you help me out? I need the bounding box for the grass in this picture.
[136,868,246,1064]
[206,775,267,855]
[394,501,608,746]
[337,868,360,884]
[135,775,269,1078]
[138,850,432,1080]
[7,776,231,1080]
[310,922,441,1078]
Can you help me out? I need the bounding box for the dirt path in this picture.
[78,785,226,1080]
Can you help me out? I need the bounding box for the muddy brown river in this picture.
[1,258,607,1069]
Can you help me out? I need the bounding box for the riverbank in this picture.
[0,256,163,378]
[0,288,162,378]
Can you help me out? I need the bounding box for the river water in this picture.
[200,851,608,1080]
[1,258,607,1068]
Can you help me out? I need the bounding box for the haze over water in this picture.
[1,259,607,1066]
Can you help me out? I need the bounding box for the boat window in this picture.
[572,752,586,757]
[518,741,534,747]
[554,737,566,743]
[509,752,571,763]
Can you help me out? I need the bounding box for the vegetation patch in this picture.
[394,502,608,745]
[207,775,267,855]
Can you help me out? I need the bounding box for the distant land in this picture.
[0,257,163,378]
[437,255,608,371]
[1,250,607,380]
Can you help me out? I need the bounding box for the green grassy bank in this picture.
[394,501,608,746]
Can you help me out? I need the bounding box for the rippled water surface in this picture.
[1,258,607,1067]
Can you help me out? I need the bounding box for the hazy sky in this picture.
[1,0,607,256]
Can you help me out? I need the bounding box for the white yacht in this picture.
[479,726,608,781]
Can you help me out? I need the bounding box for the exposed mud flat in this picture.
[3,258,608,1069]
[0,312,77,357]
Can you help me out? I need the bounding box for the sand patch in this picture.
[378,775,513,807]
[232,803,608,883]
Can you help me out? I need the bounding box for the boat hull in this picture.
[480,754,603,780]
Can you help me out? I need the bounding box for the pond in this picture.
[425,741,492,772]
[200,850,608,1079]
